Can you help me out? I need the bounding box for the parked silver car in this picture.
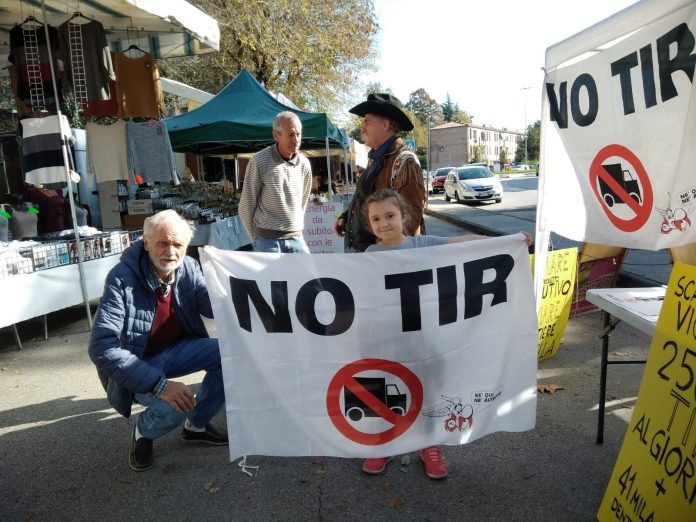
[444,165,503,204]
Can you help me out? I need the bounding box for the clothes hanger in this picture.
[67,11,93,24]
[123,43,147,55]
[20,15,42,28]
[123,20,147,56]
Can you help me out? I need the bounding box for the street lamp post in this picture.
[522,86,531,167]
[427,112,431,173]
[426,112,431,209]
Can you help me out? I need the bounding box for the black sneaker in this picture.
[181,423,229,446]
[129,429,153,471]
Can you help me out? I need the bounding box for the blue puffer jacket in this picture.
[88,240,213,418]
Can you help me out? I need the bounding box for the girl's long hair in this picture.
[362,188,415,233]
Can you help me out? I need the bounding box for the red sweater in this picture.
[146,291,185,357]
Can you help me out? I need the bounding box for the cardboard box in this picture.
[122,213,151,230]
[127,199,154,215]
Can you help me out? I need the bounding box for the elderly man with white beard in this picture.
[89,209,227,472]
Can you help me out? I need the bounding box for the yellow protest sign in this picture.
[532,247,577,360]
[598,261,696,521]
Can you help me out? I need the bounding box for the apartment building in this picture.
[429,122,524,170]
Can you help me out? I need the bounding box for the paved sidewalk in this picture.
[424,195,672,287]
[1,282,651,521]
[0,210,661,520]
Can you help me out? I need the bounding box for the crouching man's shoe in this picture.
[181,423,229,446]
[129,429,154,471]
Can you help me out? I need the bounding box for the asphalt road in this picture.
[0,302,650,521]
[426,175,672,287]
[0,182,662,520]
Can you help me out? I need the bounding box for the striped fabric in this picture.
[239,145,312,239]
[20,115,74,186]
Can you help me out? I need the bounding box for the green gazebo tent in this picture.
[165,69,347,154]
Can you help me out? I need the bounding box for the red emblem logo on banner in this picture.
[326,358,423,446]
[589,144,653,232]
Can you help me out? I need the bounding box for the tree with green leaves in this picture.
[450,107,473,125]
[164,0,378,115]
[515,120,541,163]
[441,94,455,122]
[441,93,472,125]
[364,82,393,96]
[406,88,443,126]
[471,144,486,163]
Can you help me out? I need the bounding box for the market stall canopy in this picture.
[0,0,220,75]
[165,69,347,155]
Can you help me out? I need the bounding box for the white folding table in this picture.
[585,287,664,444]
[0,256,120,349]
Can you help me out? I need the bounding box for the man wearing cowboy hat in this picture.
[333,93,426,252]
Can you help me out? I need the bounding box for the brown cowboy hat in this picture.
[349,93,414,132]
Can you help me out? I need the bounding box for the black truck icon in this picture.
[344,377,407,422]
[598,163,642,208]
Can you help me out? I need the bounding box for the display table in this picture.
[0,256,120,348]
[190,215,250,250]
[585,287,664,444]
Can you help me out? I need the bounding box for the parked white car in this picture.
[444,165,503,204]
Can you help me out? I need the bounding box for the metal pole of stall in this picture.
[0,143,9,193]
[351,140,355,185]
[41,0,92,328]
[342,129,349,188]
[325,136,332,197]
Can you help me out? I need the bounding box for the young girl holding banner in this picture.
[360,188,532,479]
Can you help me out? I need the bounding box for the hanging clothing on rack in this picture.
[114,52,166,119]
[8,23,64,113]
[126,120,178,184]
[7,65,30,117]
[82,50,118,117]
[86,120,130,183]
[58,18,115,103]
[19,115,75,186]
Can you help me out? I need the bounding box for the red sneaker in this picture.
[362,456,393,475]
[420,446,448,479]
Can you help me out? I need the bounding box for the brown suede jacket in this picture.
[343,137,426,252]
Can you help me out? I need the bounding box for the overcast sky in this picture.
[365,0,640,131]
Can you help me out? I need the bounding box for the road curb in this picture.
[425,208,505,237]
[425,208,659,288]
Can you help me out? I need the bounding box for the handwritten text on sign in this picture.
[534,248,577,360]
[598,262,696,521]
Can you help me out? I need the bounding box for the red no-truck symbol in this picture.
[326,358,423,446]
[589,144,653,232]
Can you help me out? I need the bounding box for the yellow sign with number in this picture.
[598,261,696,521]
